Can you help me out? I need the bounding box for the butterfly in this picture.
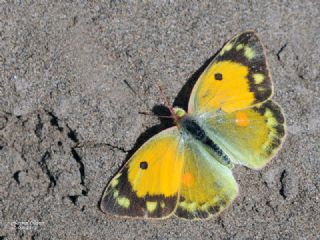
[100,31,286,219]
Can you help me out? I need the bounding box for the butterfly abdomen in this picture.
[180,116,231,165]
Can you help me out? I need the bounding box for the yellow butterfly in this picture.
[100,31,286,219]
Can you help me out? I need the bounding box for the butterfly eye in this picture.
[139,161,148,169]
[214,73,223,80]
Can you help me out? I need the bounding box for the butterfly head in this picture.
[172,107,187,125]
[173,107,186,118]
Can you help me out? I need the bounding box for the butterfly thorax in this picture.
[174,109,232,166]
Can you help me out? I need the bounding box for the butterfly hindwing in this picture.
[100,127,184,219]
[189,31,273,113]
[175,139,238,219]
[200,100,285,169]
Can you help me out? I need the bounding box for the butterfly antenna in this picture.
[138,111,174,119]
[158,85,178,122]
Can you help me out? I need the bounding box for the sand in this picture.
[1,1,319,239]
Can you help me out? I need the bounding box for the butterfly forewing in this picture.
[100,127,184,219]
[189,31,273,114]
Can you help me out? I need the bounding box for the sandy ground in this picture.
[1,1,319,239]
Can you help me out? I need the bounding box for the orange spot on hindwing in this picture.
[236,112,250,127]
[182,172,194,187]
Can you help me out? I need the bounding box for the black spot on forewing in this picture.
[139,161,148,169]
[216,31,272,103]
[214,73,223,80]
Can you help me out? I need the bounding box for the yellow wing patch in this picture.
[253,73,265,84]
[244,45,255,59]
[190,61,255,113]
[128,135,184,197]
[100,127,184,219]
[189,31,273,114]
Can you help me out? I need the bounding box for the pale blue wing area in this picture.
[175,135,238,219]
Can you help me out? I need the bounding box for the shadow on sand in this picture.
[123,51,219,164]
